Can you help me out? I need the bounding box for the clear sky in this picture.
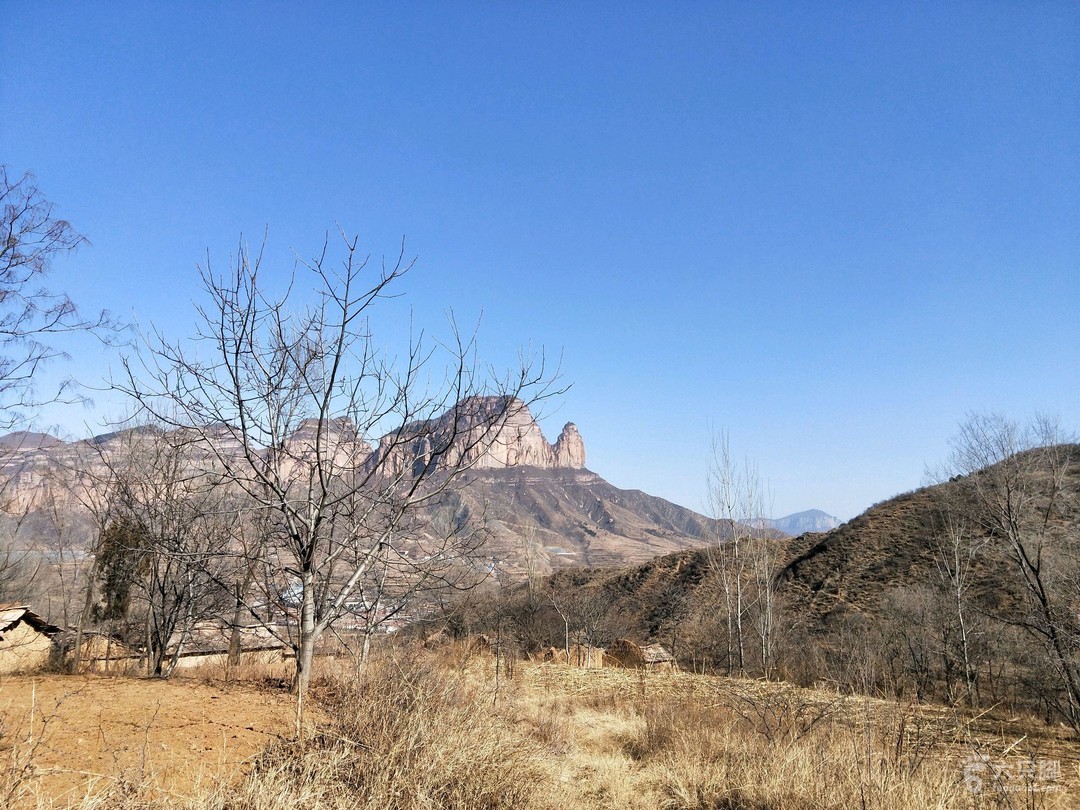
[3,3,1078,520]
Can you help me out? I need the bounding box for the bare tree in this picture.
[927,491,988,707]
[0,505,42,604]
[706,432,778,677]
[520,514,544,598]
[0,441,48,606]
[0,165,114,427]
[116,232,557,717]
[549,579,573,663]
[94,426,234,676]
[548,572,613,666]
[942,413,1080,727]
[36,468,95,628]
[340,495,492,666]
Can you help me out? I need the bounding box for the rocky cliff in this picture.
[552,422,586,469]
[0,401,729,580]
[376,397,585,475]
[0,398,586,512]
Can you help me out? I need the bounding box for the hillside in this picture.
[778,485,948,625]
[537,442,1080,644]
[779,444,1080,626]
[451,467,721,575]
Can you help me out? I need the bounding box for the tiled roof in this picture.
[0,605,61,635]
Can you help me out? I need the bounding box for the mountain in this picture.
[446,466,721,576]
[547,443,1080,641]
[0,400,718,573]
[765,509,840,536]
[0,431,64,452]
[377,397,586,475]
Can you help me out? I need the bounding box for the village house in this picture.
[0,605,61,675]
[603,638,678,672]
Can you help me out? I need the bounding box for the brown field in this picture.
[2,646,1079,809]
[0,672,299,808]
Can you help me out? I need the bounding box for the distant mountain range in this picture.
[757,509,841,536]
[0,403,747,577]
[0,405,844,581]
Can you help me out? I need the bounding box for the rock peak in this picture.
[456,401,586,470]
[553,422,586,469]
[375,397,586,474]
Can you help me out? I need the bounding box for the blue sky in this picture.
[3,3,1078,519]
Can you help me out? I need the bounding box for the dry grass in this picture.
[227,651,560,810]
[508,660,1077,809]
[3,643,1078,808]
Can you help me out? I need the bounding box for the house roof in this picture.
[642,643,674,663]
[0,605,62,636]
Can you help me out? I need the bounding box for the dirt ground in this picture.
[0,673,298,806]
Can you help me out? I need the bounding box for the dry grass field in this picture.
[3,644,1079,808]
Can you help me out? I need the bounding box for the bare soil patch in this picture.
[0,673,296,806]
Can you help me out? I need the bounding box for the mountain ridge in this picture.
[0,403,725,580]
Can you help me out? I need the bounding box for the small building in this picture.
[642,643,678,672]
[167,622,289,673]
[58,630,140,674]
[604,638,677,672]
[0,605,61,675]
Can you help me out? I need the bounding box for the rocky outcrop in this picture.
[0,398,587,512]
[375,397,586,474]
[284,418,371,470]
[553,423,586,469]
[464,405,585,470]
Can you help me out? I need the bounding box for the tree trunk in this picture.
[71,563,97,674]
[294,570,318,738]
[226,572,253,679]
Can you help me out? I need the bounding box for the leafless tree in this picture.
[0,165,114,427]
[519,514,544,598]
[941,413,1080,727]
[116,231,558,721]
[35,468,95,628]
[548,573,612,666]
[706,432,778,677]
[39,424,233,675]
[0,507,42,604]
[339,496,492,666]
[549,580,573,663]
[0,453,54,606]
[927,491,988,707]
[94,426,234,676]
